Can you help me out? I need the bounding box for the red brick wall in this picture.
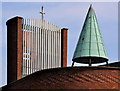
[6,16,23,84]
[17,18,23,80]
[61,28,68,67]
[2,67,120,90]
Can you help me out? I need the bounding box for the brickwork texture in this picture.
[2,67,120,90]
[6,16,23,84]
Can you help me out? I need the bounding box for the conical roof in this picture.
[72,5,108,64]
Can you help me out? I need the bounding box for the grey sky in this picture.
[1,2,118,87]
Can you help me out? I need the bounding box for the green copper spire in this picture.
[72,4,108,66]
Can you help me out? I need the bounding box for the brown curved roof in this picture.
[2,66,120,90]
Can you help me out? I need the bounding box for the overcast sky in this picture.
[0,2,118,87]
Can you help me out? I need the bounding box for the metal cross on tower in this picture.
[40,6,45,28]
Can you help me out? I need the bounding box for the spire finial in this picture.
[40,6,45,28]
[90,4,93,8]
[40,6,45,20]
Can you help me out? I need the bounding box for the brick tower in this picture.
[6,16,68,84]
